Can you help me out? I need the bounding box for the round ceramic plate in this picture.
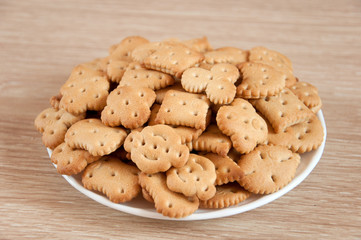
[47,110,326,221]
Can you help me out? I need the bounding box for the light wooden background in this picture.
[1,0,360,239]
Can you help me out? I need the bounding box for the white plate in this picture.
[47,110,326,221]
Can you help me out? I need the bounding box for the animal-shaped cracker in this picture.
[51,142,101,175]
[118,65,174,90]
[101,86,156,129]
[154,90,211,130]
[65,119,127,156]
[203,153,243,185]
[181,63,240,104]
[199,182,251,208]
[166,154,216,201]
[34,107,85,149]
[289,81,322,113]
[249,46,297,87]
[237,145,300,194]
[250,88,314,133]
[203,47,248,65]
[267,114,324,153]
[142,42,204,78]
[82,156,140,203]
[237,62,286,99]
[216,98,268,154]
[192,125,232,157]
[59,64,109,114]
[123,125,190,173]
[139,172,199,218]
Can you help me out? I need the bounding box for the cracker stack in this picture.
[35,36,324,218]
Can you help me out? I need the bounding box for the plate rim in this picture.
[47,110,327,221]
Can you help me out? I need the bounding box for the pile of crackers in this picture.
[35,36,324,218]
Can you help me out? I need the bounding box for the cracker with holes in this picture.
[200,182,251,208]
[109,36,149,61]
[139,172,199,218]
[107,60,130,83]
[250,88,314,133]
[181,63,239,104]
[59,64,109,114]
[101,86,156,129]
[237,145,300,194]
[192,125,232,157]
[267,114,324,153]
[237,62,286,99]
[142,42,204,78]
[182,36,213,53]
[289,81,322,113]
[34,107,85,149]
[82,156,140,203]
[166,154,216,201]
[148,104,203,144]
[154,82,184,104]
[154,90,211,130]
[123,125,189,174]
[118,65,174,90]
[51,142,101,175]
[216,98,268,154]
[203,47,249,65]
[49,94,62,110]
[65,119,127,156]
[203,153,243,185]
[249,46,297,87]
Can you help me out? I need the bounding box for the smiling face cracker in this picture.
[51,142,101,175]
[82,156,140,203]
[65,119,127,156]
[237,145,300,194]
[154,90,211,130]
[139,172,199,218]
[237,62,286,99]
[101,86,156,129]
[34,107,86,149]
[123,125,190,174]
[166,154,216,201]
[181,63,239,104]
[216,98,268,154]
[250,88,314,133]
[59,64,109,115]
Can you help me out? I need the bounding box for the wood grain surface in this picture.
[1,0,360,239]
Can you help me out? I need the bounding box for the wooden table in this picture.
[1,0,360,239]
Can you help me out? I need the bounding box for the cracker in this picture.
[250,88,314,133]
[237,62,286,99]
[142,188,154,203]
[289,81,322,111]
[148,104,203,144]
[132,41,174,63]
[237,145,300,194]
[154,90,211,130]
[267,114,324,153]
[65,119,127,156]
[192,125,232,157]
[142,42,204,78]
[59,64,109,114]
[51,142,101,175]
[181,63,239,104]
[227,148,242,162]
[139,172,199,218]
[249,46,297,87]
[118,66,174,90]
[166,154,216,201]
[82,156,140,203]
[203,47,249,65]
[216,98,268,154]
[123,125,190,173]
[101,86,156,129]
[49,94,62,110]
[34,107,85,149]
[199,182,251,208]
[182,36,213,53]
[107,60,130,83]
[203,153,243,185]
[109,36,149,61]
[154,82,184,104]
